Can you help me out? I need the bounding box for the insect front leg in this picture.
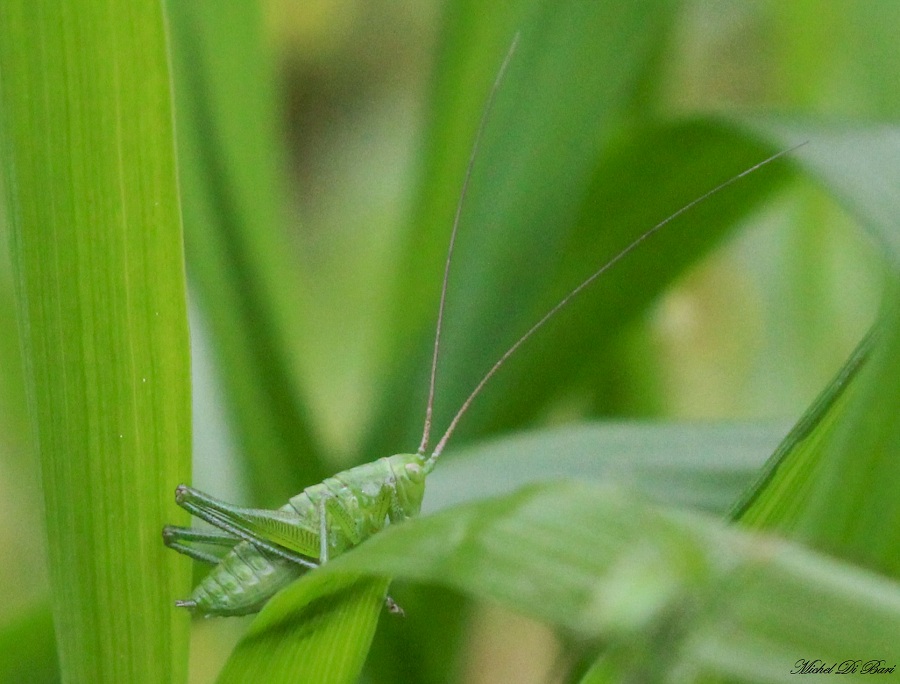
[314,492,384,561]
[318,497,328,562]
[316,494,365,562]
[369,484,411,616]
[314,490,405,615]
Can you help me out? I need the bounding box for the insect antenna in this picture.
[418,33,521,455]
[425,142,806,466]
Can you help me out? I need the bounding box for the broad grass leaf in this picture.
[426,421,785,516]
[728,121,900,578]
[256,483,900,683]
[0,1,191,681]
[217,574,388,684]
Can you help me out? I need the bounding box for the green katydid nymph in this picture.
[163,36,801,617]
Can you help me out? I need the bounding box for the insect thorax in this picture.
[285,452,428,541]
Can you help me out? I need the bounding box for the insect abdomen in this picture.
[189,541,304,617]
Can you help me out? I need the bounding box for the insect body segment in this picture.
[164,453,427,616]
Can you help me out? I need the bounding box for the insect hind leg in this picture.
[174,484,319,570]
[163,525,239,566]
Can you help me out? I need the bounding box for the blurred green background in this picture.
[1,0,897,682]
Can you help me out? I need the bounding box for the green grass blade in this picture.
[0,172,51,666]
[732,331,873,524]
[481,119,794,429]
[738,296,900,577]
[749,122,900,263]
[0,2,191,682]
[244,483,900,682]
[727,122,900,577]
[426,421,785,516]
[800,295,900,576]
[217,576,389,684]
[0,180,29,449]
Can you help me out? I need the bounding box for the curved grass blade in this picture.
[732,330,873,524]
[483,119,796,431]
[728,121,900,578]
[236,482,900,683]
[217,575,389,684]
[737,295,900,578]
[0,1,191,681]
[745,121,900,264]
[425,421,786,516]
